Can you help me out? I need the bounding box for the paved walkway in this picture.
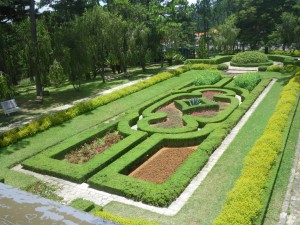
[224,61,283,75]
[12,79,277,216]
[279,133,300,225]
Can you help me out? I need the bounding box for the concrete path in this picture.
[224,61,283,75]
[12,79,276,216]
[279,133,300,225]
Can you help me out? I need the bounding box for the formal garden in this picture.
[0,50,299,224]
[1,0,300,224]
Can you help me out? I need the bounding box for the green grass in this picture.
[101,79,285,224]
[263,98,300,225]
[0,70,204,188]
[0,65,166,127]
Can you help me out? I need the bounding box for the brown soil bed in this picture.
[129,146,198,183]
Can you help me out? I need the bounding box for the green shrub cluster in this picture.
[267,54,293,63]
[193,70,222,86]
[266,65,283,72]
[185,55,233,65]
[269,50,300,57]
[214,73,300,225]
[234,72,261,91]
[231,51,269,64]
[258,66,268,72]
[94,211,158,225]
[217,63,229,71]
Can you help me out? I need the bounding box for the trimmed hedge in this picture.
[231,51,269,65]
[87,79,269,206]
[267,54,294,63]
[94,211,158,225]
[217,63,229,71]
[185,55,233,65]
[214,73,300,225]
[230,61,273,67]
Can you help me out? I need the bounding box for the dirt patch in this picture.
[129,146,197,183]
[152,102,184,128]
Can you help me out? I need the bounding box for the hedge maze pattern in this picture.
[22,75,265,207]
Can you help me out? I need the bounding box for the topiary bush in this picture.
[231,51,273,67]
[234,72,261,91]
[258,65,268,72]
[266,65,283,72]
[217,63,229,71]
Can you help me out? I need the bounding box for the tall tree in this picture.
[30,0,43,97]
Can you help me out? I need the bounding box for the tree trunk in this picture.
[30,0,43,98]
[101,65,105,83]
[264,46,269,54]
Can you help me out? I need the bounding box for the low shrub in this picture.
[217,63,229,71]
[193,70,222,86]
[267,54,293,63]
[231,51,269,65]
[94,211,158,225]
[266,65,283,72]
[234,72,261,91]
[185,55,233,65]
[214,73,300,225]
[69,199,97,212]
[269,50,300,57]
[258,66,268,72]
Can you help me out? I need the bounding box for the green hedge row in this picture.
[21,121,148,183]
[0,66,195,148]
[267,54,294,63]
[214,72,300,225]
[87,79,270,206]
[94,211,158,225]
[185,55,233,65]
[230,60,273,67]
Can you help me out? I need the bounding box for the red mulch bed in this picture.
[129,146,197,183]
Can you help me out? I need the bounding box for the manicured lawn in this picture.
[101,75,290,224]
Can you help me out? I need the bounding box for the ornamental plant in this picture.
[231,51,269,64]
[234,72,261,91]
[193,70,222,86]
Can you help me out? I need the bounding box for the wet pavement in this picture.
[0,183,117,225]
